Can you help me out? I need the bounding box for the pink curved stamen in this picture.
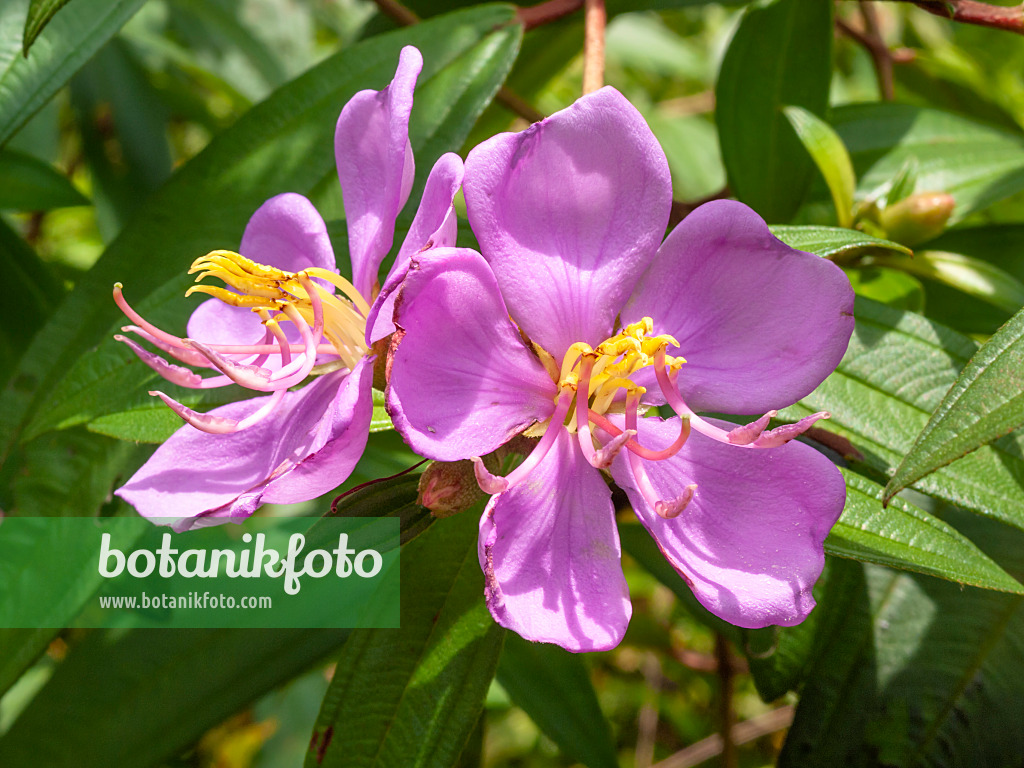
[623,391,697,519]
[574,355,605,468]
[114,284,190,350]
[654,356,828,448]
[115,335,233,389]
[187,301,321,391]
[472,386,575,495]
[586,408,690,462]
[121,326,217,368]
[727,411,776,445]
[115,284,336,358]
[150,388,287,434]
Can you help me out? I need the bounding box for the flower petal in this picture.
[464,87,671,359]
[480,426,630,651]
[262,357,374,504]
[240,192,337,275]
[116,364,369,530]
[624,200,855,414]
[336,45,421,299]
[186,298,268,347]
[366,152,464,344]
[607,415,845,628]
[387,248,557,461]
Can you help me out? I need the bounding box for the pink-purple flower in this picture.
[114,46,462,531]
[386,87,855,651]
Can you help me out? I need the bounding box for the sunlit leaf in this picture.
[885,305,1024,502]
[784,106,856,227]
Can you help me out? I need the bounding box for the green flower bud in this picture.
[879,192,955,246]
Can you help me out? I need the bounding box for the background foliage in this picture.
[3,0,1024,765]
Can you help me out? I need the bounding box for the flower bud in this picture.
[417,460,489,517]
[879,192,955,246]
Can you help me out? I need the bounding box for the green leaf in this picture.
[21,0,70,54]
[844,266,925,312]
[0,149,87,210]
[779,559,1024,766]
[0,217,63,385]
[770,225,910,261]
[0,5,520,454]
[496,633,618,768]
[832,102,1024,224]
[0,627,350,766]
[783,106,856,227]
[745,557,862,702]
[871,249,1024,314]
[784,296,1024,532]
[885,305,1024,503]
[305,512,504,768]
[830,471,1023,593]
[0,0,149,149]
[370,387,394,432]
[715,0,832,222]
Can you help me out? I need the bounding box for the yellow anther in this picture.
[181,249,370,370]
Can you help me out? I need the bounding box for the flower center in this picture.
[556,317,684,427]
[188,250,369,370]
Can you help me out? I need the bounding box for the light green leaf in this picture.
[305,511,503,768]
[771,225,910,261]
[715,0,832,222]
[784,106,856,227]
[830,471,1023,593]
[885,305,1024,502]
[370,387,393,432]
[0,0,148,149]
[497,633,618,768]
[0,149,87,210]
[871,249,1024,314]
[832,103,1024,224]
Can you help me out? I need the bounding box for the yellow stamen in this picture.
[184,250,369,371]
[549,317,685,434]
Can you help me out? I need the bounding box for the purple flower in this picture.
[386,88,855,651]
[114,46,462,531]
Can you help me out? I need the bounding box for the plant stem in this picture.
[582,0,606,94]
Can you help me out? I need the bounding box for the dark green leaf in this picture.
[715,0,832,222]
[305,511,504,768]
[830,471,1023,593]
[0,217,63,385]
[780,560,1024,766]
[885,305,1024,503]
[0,627,350,766]
[0,5,520,455]
[784,296,1024,531]
[497,633,617,768]
[21,0,70,54]
[770,225,910,261]
[0,149,87,210]
[745,557,862,703]
[0,0,149,149]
